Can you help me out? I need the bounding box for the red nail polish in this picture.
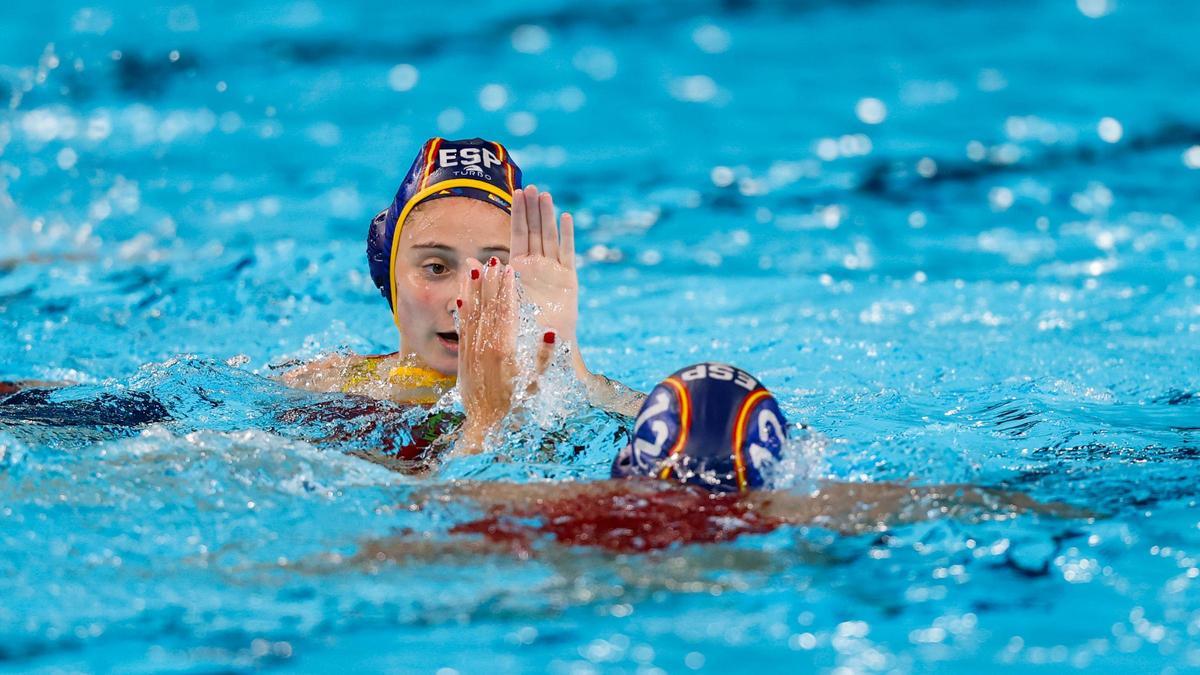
[456,299,462,308]
[470,269,480,280]
[488,256,498,267]
[543,331,556,344]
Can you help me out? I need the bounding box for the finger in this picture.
[470,258,492,372]
[559,212,576,268]
[482,256,503,313]
[481,265,515,356]
[458,258,483,372]
[509,187,529,257]
[524,184,543,256]
[466,258,484,325]
[539,192,558,261]
[464,258,483,316]
[535,330,556,375]
[497,267,518,348]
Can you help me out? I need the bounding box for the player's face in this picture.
[392,198,510,374]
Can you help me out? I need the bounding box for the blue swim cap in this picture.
[611,363,789,493]
[367,137,523,317]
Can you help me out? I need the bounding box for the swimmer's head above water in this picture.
[366,138,523,375]
[611,363,789,493]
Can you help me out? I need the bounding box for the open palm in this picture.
[508,185,579,342]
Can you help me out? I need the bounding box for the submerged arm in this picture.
[0,380,73,395]
[411,479,621,511]
[755,481,1094,533]
[277,353,356,393]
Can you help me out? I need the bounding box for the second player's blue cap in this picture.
[611,363,789,493]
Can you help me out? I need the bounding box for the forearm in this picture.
[277,354,354,394]
[450,419,489,456]
[756,482,1094,533]
[570,350,645,417]
[0,380,72,395]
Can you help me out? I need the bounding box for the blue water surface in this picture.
[2,0,1200,672]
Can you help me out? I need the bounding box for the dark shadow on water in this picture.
[0,388,172,428]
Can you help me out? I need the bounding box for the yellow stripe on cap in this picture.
[492,141,515,195]
[387,178,515,330]
[730,389,771,493]
[657,377,692,480]
[419,138,443,191]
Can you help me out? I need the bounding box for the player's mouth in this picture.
[436,331,459,352]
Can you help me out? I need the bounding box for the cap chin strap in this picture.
[387,179,514,332]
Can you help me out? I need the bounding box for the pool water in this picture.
[3,0,1200,671]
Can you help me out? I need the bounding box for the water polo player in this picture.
[611,362,788,493]
[281,138,645,448]
[346,362,1089,555]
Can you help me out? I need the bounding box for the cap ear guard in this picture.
[610,381,683,479]
[739,395,788,488]
[367,209,392,308]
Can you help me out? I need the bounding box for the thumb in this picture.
[535,330,557,376]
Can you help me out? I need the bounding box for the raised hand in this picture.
[455,257,519,453]
[508,185,579,344]
[504,184,649,417]
[454,255,558,454]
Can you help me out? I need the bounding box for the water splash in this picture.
[765,426,830,490]
[0,430,27,469]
